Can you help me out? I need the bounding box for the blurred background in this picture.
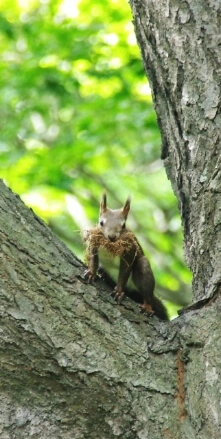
[0,0,192,318]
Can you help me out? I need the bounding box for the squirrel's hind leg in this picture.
[132,256,155,315]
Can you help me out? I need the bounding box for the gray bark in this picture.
[1,1,221,438]
[130,0,221,303]
[0,179,221,438]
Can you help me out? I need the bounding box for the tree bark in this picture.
[130,0,221,303]
[1,1,221,438]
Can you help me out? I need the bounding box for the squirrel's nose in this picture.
[108,235,117,242]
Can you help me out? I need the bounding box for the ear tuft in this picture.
[122,196,131,218]
[100,192,107,213]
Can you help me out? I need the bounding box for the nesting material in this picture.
[84,226,141,261]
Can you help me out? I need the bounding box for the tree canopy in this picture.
[0,0,192,317]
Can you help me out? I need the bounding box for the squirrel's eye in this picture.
[122,222,126,229]
[100,220,104,227]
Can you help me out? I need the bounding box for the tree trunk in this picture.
[1,1,221,438]
[130,0,221,303]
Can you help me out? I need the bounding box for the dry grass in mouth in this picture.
[84,226,141,261]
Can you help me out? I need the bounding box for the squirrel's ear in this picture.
[122,197,131,218]
[100,192,107,213]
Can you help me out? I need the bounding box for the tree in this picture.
[0,2,220,439]
[130,0,221,305]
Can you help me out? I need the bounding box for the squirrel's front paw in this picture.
[111,287,125,304]
[84,269,96,283]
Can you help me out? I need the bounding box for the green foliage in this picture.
[0,0,192,318]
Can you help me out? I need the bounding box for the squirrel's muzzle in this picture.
[108,235,117,242]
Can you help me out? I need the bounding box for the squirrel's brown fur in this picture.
[84,193,168,320]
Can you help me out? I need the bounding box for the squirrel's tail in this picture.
[152,296,168,320]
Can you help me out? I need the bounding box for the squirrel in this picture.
[84,193,168,320]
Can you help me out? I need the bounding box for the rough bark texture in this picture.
[0,180,221,438]
[130,0,221,303]
[1,1,221,437]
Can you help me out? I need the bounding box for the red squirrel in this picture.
[84,193,168,320]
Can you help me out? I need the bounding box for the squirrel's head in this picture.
[99,193,131,241]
